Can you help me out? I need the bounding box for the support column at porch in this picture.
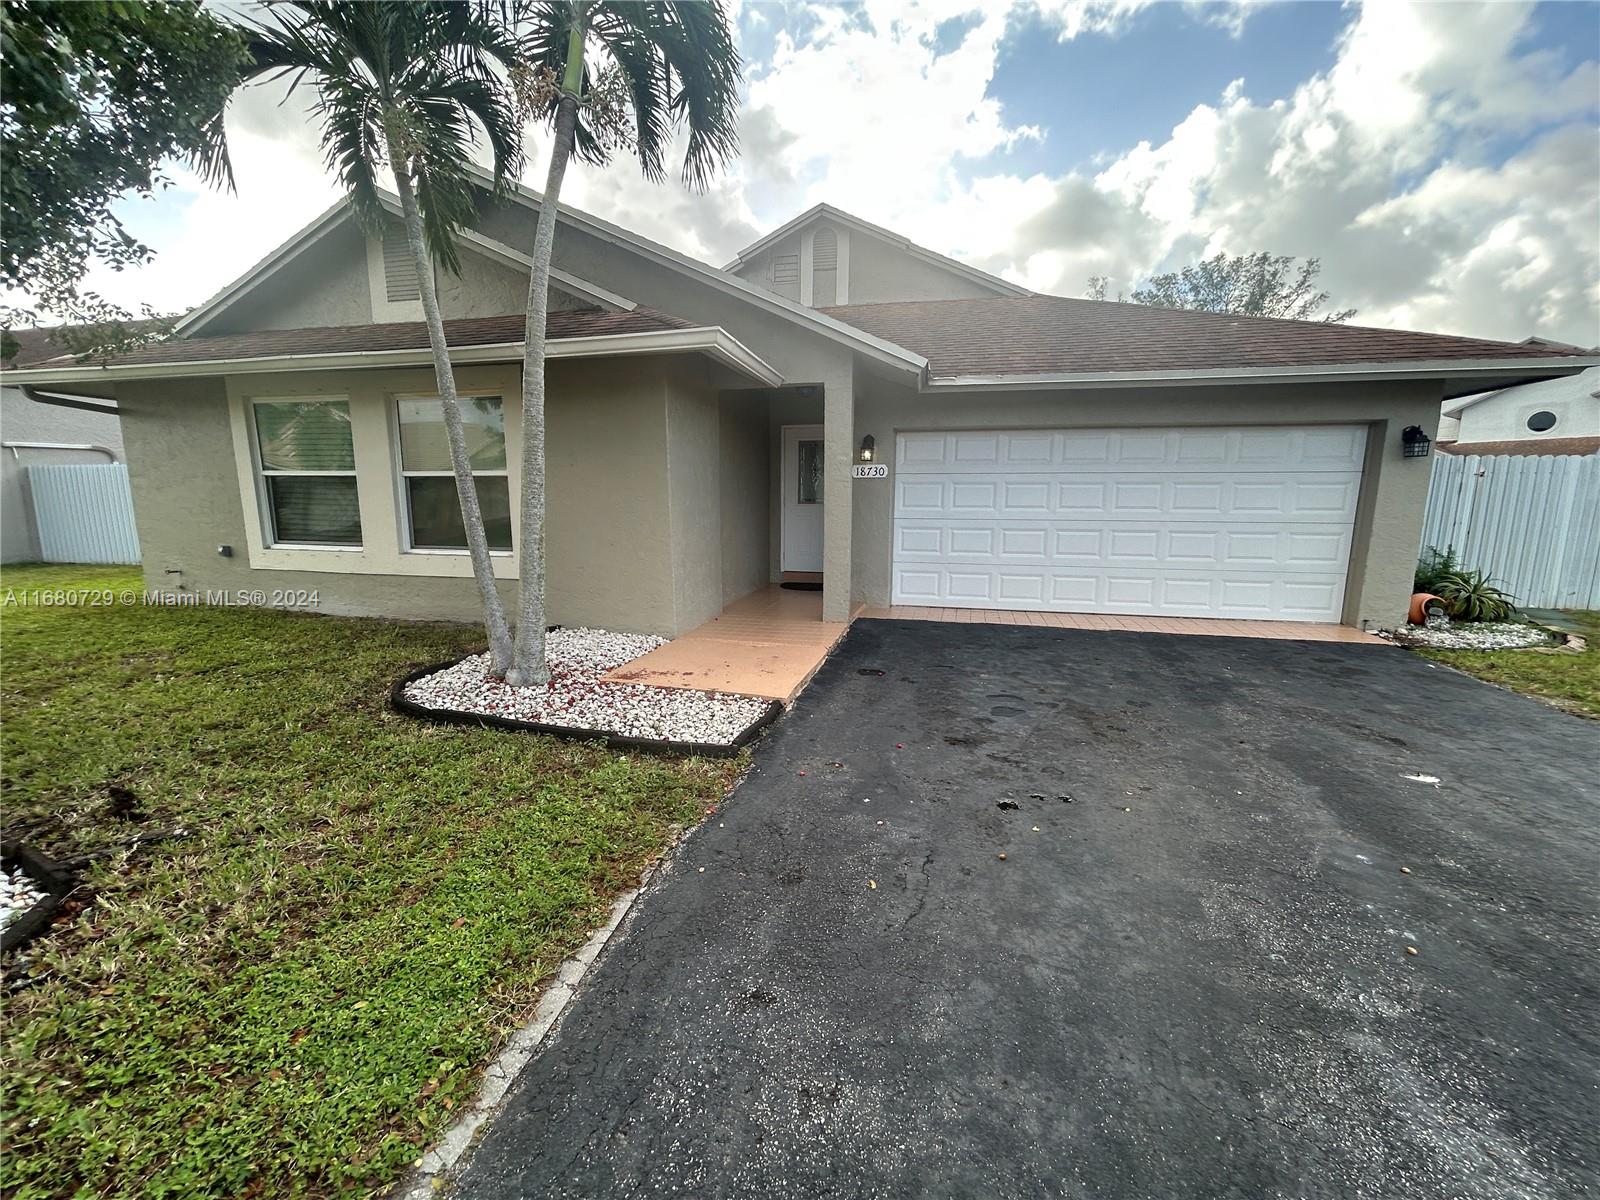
[821,364,854,622]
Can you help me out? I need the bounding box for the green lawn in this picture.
[1417,609,1600,719]
[0,565,743,1199]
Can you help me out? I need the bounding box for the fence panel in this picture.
[26,462,142,564]
[1421,453,1599,609]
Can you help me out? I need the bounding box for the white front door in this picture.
[781,424,825,573]
[892,425,1367,622]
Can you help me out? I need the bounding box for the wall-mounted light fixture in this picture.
[1401,426,1432,459]
[858,434,876,463]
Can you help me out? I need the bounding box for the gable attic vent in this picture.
[812,226,838,272]
[381,226,422,303]
[772,253,800,285]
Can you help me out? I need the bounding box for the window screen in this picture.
[252,400,362,546]
[397,396,512,550]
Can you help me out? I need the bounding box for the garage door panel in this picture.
[899,427,1366,474]
[899,473,1361,522]
[892,425,1364,623]
[897,520,1352,572]
[1004,433,1055,464]
[891,563,1356,620]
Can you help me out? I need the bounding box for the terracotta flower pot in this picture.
[1409,592,1446,625]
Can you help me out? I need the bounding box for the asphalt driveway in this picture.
[455,620,1600,1200]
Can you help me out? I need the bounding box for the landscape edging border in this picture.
[389,658,782,757]
[1,841,76,956]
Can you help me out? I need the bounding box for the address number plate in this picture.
[851,464,888,479]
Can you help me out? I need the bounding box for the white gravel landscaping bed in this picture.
[1385,621,1554,650]
[2,868,47,930]
[402,627,773,747]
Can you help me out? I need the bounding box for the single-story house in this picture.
[4,176,1594,635]
[1438,361,1598,456]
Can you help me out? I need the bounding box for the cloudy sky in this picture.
[66,0,1600,345]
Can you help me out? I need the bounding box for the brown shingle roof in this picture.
[23,308,693,370]
[1438,437,1599,457]
[819,295,1590,379]
[4,321,166,366]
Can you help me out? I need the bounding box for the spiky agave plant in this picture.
[1431,567,1518,623]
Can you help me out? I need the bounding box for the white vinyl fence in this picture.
[1421,452,1599,610]
[25,463,141,564]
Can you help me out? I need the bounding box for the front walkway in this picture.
[602,585,853,703]
[860,604,1384,644]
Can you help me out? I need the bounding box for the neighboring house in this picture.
[2,176,1593,634]
[1438,361,1599,454]
[1,329,126,563]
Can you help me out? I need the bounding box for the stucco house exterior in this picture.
[4,177,1594,635]
[1438,363,1599,458]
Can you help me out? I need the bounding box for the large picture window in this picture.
[397,395,512,551]
[252,399,362,546]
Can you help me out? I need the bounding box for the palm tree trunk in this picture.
[506,23,585,687]
[389,149,515,675]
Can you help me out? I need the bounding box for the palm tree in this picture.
[498,0,742,687]
[210,2,523,673]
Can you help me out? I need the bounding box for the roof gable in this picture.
[724,203,1029,302]
[175,193,639,338]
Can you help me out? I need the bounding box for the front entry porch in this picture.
[601,585,856,703]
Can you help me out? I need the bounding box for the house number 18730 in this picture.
[851,464,888,479]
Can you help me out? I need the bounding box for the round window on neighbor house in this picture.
[1527,410,1559,432]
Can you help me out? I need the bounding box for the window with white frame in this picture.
[396,395,512,551]
[251,399,363,546]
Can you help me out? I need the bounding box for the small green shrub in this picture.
[1415,545,1462,594]
[1432,567,1518,622]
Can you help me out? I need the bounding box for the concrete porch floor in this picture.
[858,604,1386,644]
[601,585,855,703]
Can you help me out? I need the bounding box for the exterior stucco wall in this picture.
[1,387,126,563]
[475,204,866,386]
[719,391,770,603]
[436,255,527,320]
[202,220,567,336]
[843,234,1004,304]
[1449,370,1600,442]
[664,358,724,630]
[729,221,1007,307]
[117,358,711,635]
[849,379,1443,629]
[204,224,373,334]
[543,358,676,633]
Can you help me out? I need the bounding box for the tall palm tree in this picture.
[209,1,523,673]
[499,0,741,687]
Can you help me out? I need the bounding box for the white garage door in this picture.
[892,426,1367,623]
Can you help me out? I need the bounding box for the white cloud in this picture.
[18,0,1597,347]
[978,0,1599,343]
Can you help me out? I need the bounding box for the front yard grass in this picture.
[1416,609,1600,719]
[0,565,744,1199]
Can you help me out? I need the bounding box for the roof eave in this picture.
[0,326,785,390]
[920,356,1600,395]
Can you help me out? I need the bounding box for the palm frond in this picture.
[514,0,743,190]
[207,1,522,265]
